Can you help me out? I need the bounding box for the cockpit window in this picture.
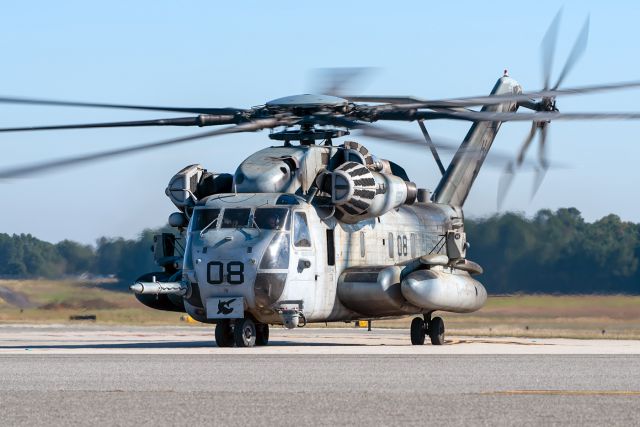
[254,208,290,231]
[293,212,311,247]
[191,209,221,232]
[221,208,251,228]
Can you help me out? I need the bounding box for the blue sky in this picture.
[1,1,640,244]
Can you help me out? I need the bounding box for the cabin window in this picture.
[388,232,394,258]
[221,208,251,228]
[360,232,366,258]
[326,229,335,266]
[293,212,311,247]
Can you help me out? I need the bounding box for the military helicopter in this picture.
[2,12,640,347]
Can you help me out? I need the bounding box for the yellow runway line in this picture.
[487,390,640,396]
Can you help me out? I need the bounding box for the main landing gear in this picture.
[410,313,445,345]
[214,317,270,348]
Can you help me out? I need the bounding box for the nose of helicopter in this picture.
[190,228,288,318]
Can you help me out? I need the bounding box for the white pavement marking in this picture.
[1,324,640,355]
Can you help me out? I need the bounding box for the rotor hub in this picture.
[265,94,349,115]
[268,127,349,144]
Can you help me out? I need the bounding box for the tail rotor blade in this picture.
[516,122,538,166]
[541,8,563,90]
[553,15,590,90]
[531,125,550,201]
[531,164,548,202]
[498,122,538,209]
[537,123,549,169]
[497,161,515,210]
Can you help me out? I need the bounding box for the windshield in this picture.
[254,208,290,231]
[191,209,221,232]
[221,208,251,228]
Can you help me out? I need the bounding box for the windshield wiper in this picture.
[199,217,218,237]
[251,216,262,235]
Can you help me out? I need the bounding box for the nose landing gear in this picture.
[410,314,445,345]
[234,317,257,347]
[214,316,270,348]
[214,319,234,347]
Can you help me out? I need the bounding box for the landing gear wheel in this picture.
[215,320,234,347]
[256,323,269,346]
[234,317,257,348]
[410,317,426,345]
[429,316,445,345]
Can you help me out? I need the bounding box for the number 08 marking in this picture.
[226,261,244,284]
[206,261,244,285]
[397,235,408,256]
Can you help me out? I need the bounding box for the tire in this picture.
[429,316,445,345]
[410,317,426,345]
[234,317,257,348]
[256,323,269,346]
[215,320,234,347]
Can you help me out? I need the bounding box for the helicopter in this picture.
[2,12,640,347]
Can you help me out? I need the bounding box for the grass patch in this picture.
[0,280,639,338]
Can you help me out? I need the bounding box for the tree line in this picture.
[0,208,638,294]
[0,229,161,283]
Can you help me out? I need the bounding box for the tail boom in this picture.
[433,76,521,206]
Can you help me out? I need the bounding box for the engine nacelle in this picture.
[401,269,487,313]
[328,161,417,223]
[337,266,420,316]
[165,164,233,211]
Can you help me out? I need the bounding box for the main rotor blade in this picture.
[353,123,547,169]
[541,9,563,90]
[313,67,376,96]
[553,16,590,90]
[348,96,422,104]
[0,96,247,115]
[0,118,285,179]
[0,115,238,133]
[348,80,640,109]
[415,110,640,122]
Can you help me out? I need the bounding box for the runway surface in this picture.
[1,325,639,426]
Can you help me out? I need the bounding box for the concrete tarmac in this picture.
[1,325,639,426]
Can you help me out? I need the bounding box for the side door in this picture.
[288,211,317,310]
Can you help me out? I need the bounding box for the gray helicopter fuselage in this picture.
[180,189,486,325]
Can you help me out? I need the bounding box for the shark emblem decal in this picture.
[217,298,237,315]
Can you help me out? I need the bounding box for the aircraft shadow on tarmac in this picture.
[0,340,362,350]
